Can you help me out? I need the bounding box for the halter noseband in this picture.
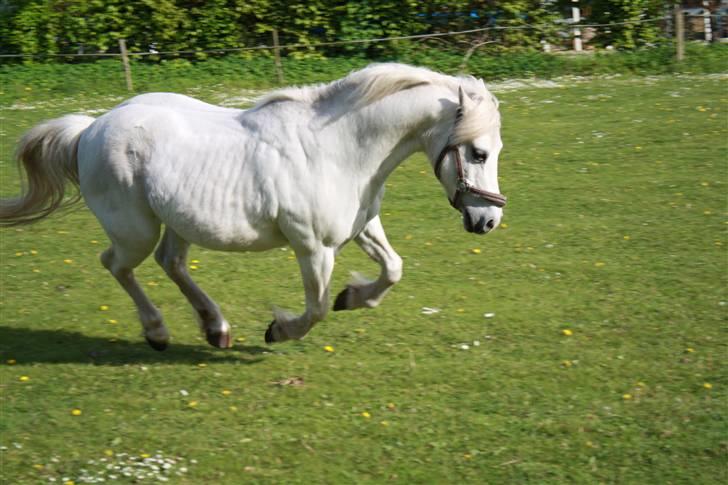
[433,144,507,210]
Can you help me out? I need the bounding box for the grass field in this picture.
[0,72,726,484]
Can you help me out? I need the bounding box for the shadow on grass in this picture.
[0,326,270,366]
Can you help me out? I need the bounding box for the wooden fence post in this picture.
[675,5,685,61]
[272,29,284,85]
[118,39,134,91]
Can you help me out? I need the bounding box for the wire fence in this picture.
[1,11,723,93]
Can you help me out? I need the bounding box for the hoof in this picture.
[333,287,350,311]
[206,329,232,349]
[145,337,168,352]
[265,320,276,344]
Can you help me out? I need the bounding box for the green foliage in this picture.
[0,0,680,59]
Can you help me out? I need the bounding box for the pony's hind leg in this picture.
[154,228,232,349]
[333,215,402,311]
[100,237,169,351]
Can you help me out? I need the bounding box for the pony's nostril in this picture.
[486,219,495,229]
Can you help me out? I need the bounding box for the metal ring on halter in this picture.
[433,144,507,209]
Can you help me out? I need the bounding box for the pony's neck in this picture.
[344,85,454,187]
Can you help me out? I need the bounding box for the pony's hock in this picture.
[0,63,506,350]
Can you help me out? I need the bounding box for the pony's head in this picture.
[428,83,505,235]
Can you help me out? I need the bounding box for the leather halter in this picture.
[434,144,507,210]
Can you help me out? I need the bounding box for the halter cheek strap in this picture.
[434,144,507,209]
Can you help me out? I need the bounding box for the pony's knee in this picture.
[154,245,185,278]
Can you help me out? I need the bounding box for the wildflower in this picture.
[99,305,109,311]
[7,359,16,365]
[561,360,572,368]
[30,250,37,255]
[19,375,29,382]
[562,329,573,336]
[107,319,118,324]
[15,251,23,256]
[471,248,482,254]
[501,223,508,228]
[594,262,605,267]
[33,464,44,470]
[104,449,114,457]
[71,409,82,416]
[188,401,198,408]
[361,411,371,418]
[386,403,396,410]
[686,347,695,353]
[703,383,713,390]
[197,363,207,368]
[323,345,334,353]
[483,312,495,318]
[235,337,246,343]
[63,259,73,264]
[189,265,198,270]
[222,389,231,396]
[622,394,632,400]
[380,420,389,426]
[191,259,200,264]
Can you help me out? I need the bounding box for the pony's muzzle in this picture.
[462,207,501,235]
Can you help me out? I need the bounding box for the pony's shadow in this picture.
[0,326,270,366]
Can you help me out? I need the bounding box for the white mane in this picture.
[255,63,499,142]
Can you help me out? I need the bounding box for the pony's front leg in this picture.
[265,246,335,344]
[333,215,402,311]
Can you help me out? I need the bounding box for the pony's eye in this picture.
[472,149,488,164]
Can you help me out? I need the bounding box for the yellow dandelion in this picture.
[456,308,465,313]
[222,389,232,396]
[634,146,642,150]
[197,363,207,368]
[323,345,335,353]
[32,268,40,273]
[33,464,44,470]
[501,223,508,228]
[471,248,482,254]
[622,393,632,400]
[19,375,29,382]
[107,319,118,324]
[361,411,371,418]
[463,453,473,460]
[140,453,151,459]
[7,359,16,365]
[99,305,109,311]
[686,347,695,353]
[623,235,630,240]
[90,240,99,244]
[188,401,199,408]
[703,383,713,390]
[561,360,572,368]
[386,403,396,410]
[63,259,73,264]
[30,250,38,255]
[594,262,606,267]
[229,405,238,412]
[15,251,23,256]
[562,329,573,336]
[236,336,246,342]
[71,409,82,416]
[64,481,75,485]
[189,265,198,270]
[636,381,647,388]
[190,259,200,264]
[380,420,389,427]
[104,449,114,457]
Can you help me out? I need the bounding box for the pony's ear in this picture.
[458,86,476,115]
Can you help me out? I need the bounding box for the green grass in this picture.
[0,73,726,484]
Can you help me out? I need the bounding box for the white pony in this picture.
[0,63,506,350]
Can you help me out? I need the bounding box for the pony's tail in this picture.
[0,114,95,227]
